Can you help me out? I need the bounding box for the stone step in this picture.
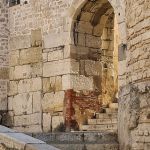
[33,132,118,144]
[88,118,117,125]
[51,143,119,150]
[109,103,118,109]
[81,124,117,132]
[96,113,117,119]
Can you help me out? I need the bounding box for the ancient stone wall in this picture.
[8,0,75,133]
[118,0,150,149]
[2,0,150,149]
[0,0,9,122]
[7,0,126,133]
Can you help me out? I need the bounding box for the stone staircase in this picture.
[81,103,118,133]
[34,103,119,150]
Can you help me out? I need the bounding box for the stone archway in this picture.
[64,0,128,147]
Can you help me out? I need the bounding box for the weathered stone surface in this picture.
[32,77,42,91]
[0,80,8,111]
[8,97,13,111]
[8,81,18,96]
[43,59,79,77]
[13,125,43,134]
[43,33,69,49]
[86,35,101,48]
[31,29,42,47]
[13,93,32,115]
[14,113,42,126]
[9,35,31,50]
[43,113,52,133]
[43,78,50,93]
[85,60,102,76]
[20,47,42,65]
[62,75,94,91]
[31,63,42,77]
[17,78,42,93]
[42,91,65,113]
[52,116,64,131]
[48,50,63,62]
[32,91,42,113]
[0,68,9,79]
[18,79,31,93]
[55,76,62,92]
[14,65,31,80]
[9,50,20,66]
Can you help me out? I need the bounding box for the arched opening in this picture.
[66,0,120,131]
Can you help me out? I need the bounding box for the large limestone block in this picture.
[31,63,42,77]
[48,50,63,61]
[14,113,42,126]
[32,91,42,113]
[43,32,69,49]
[8,97,13,111]
[42,91,65,113]
[75,21,93,34]
[8,81,18,96]
[14,65,31,80]
[76,33,86,46]
[9,35,31,50]
[43,59,79,77]
[18,79,31,93]
[62,75,94,91]
[43,113,52,133]
[9,67,14,80]
[20,47,42,65]
[9,50,19,66]
[49,77,56,92]
[0,68,9,79]
[80,12,93,22]
[31,29,42,47]
[13,93,32,115]
[43,78,50,93]
[86,35,101,48]
[13,125,42,133]
[42,53,48,62]
[85,60,102,76]
[18,78,42,93]
[52,116,64,131]
[31,77,42,91]
[55,76,62,91]
[62,75,71,90]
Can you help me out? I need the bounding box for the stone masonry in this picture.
[0,0,9,118]
[0,0,149,150]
